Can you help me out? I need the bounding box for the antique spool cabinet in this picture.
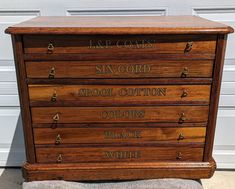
[5,16,233,181]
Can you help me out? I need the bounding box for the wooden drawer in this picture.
[31,106,209,124]
[33,127,206,145]
[28,84,211,106]
[25,60,214,79]
[35,146,204,163]
[23,35,216,56]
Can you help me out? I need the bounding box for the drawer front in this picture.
[33,127,206,144]
[31,106,209,124]
[25,60,214,79]
[28,85,211,106]
[23,35,216,55]
[35,147,204,163]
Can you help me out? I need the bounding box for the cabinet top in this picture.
[5,15,234,35]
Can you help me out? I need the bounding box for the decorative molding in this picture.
[66,8,167,16]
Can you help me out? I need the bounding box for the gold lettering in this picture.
[77,88,167,97]
[104,130,142,139]
[118,88,167,97]
[95,64,152,75]
[105,151,141,159]
[88,39,156,49]
[78,88,113,97]
[101,110,145,120]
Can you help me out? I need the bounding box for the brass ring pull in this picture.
[53,113,60,122]
[179,112,186,123]
[57,154,62,163]
[55,134,62,145]
[181,67,188,78]
[178,133,185,141]
[176,152,182,160]
[181,90,188,98]
[49,67,55,79]
[47,43,54,53]
[184,41,193,53]
[51,91,57,102]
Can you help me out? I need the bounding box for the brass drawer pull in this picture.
[181,90,188,98]
[51,91,57,102]
[49,67,55,79]
[176,152,182,160]
[53,113,60,122]
[179,112,186,123]
[55,134,61,145]
[47,42,54,53]
[57,154,62,163]
[181,67,188,77]
[178,133,185,141]
[184,41,193,53]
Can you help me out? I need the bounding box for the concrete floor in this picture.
[0,168,234,189]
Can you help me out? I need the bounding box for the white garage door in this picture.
[0,0,234,168]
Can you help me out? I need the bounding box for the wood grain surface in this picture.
[23,35,216,55]
[6,15,233,181]
[28,84,211,106]
[31,106,209,124]
[5,16,233,34]
[35,146,204,163]
[25,60,214,78]
[33,127,206,144]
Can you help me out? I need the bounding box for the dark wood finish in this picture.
[23,35,216,55]
[11,35,36,163]
[204,35,228,161]
[25,60,214,79]
[33,127,206,144]
[6,16,233,181]
[31,106,209,124]
[27,78,213,85]
[22,160,216,181]
[28,84,211,106]
[5,16,233,34]
[33,122,207,128]
[24,53,216,61]
[35,146,204,163]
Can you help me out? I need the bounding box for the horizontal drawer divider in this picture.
[26,78,213,85]
[35,143,205,148]
[23,53,216,61]
[30,102,210,107]
[32,123,207,128]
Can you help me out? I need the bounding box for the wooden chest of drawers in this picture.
[6,16,233,181]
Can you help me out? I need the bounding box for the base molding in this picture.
[23,160,216,181]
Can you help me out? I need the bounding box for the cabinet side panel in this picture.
[204,34,228,161]
[11,35,35,163]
